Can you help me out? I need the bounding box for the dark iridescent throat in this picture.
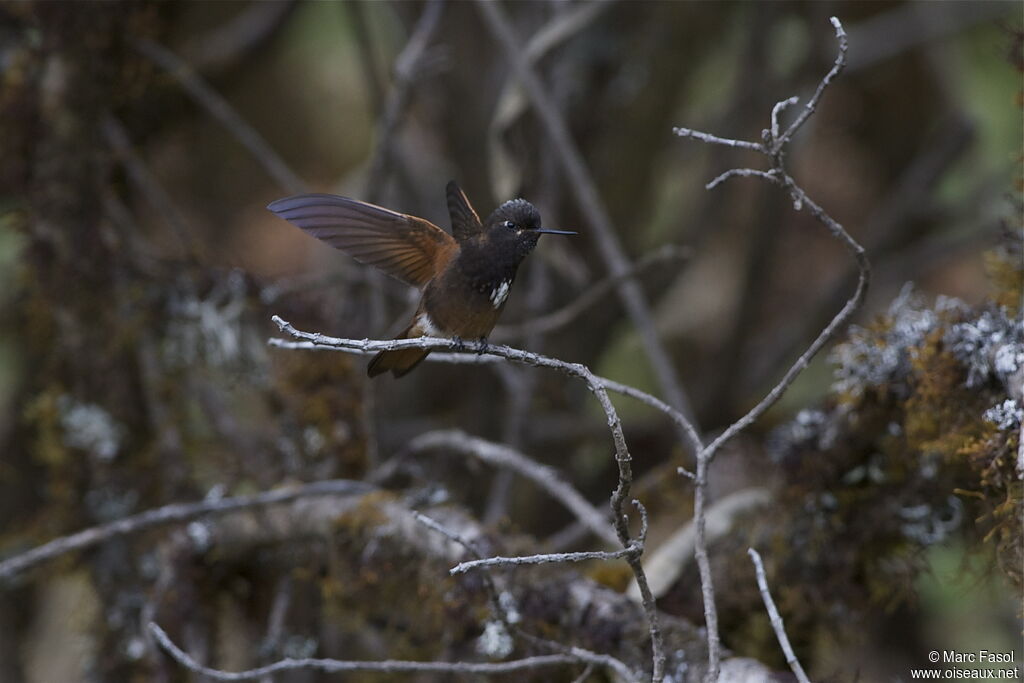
[457,230,536,294]
[455,199,544,291]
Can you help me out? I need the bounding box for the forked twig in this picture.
[269,315,668,680]
[674,17,867,683]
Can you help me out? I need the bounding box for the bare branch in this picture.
[691,459,720,683]
[269,318,704,460]
[259,576,293,683]
[364,0,447,198]
[101,115,195,257]
[748,548,812,683]
[770,96,799,142]
[451,546,638,574]
[148,622,579,680]
[451,502,648,577]
[270,317,704,454]
[701,182,869,464]
[411,512,642,683]
[401,430,620,546]
[488,0,616,198]
[706,167,778,191]
[671,126,763,151]
[270,314,667,681]
[133,38,307,194]
[597,377,703,463]
[627,489,771,602]
[774,17,848,150]
[673,17,868,683]
[494,244,691,340]
[571,663,596,683]
[0,480,369,583]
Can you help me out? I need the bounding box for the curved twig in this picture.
[0,480,370,584]
[401,429,619,546]
[148,621,580,680]
[270,315,667,682]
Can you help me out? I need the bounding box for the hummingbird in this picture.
[268,181,576,378]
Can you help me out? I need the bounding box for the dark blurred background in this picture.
[0,1,1020,681]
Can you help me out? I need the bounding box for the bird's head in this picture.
[484,199,576,245]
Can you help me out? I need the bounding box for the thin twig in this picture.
[0,480,370,583]
[673,17,867,683]
[148,621,578,680]
[259,575,293,683]
[411,512,642,683]
[571,663,596,683]
[475,0,699,440]
[770,96,799,142]
[268,319,704,460]
[134,38,307,194]
[451,546,639,574]
[402,430,619,546]
[451,502,647,575]
[597,377,703,463]
[364,0,446,199]
[101,115,195,258]
[706,167,778,191]
[748,548,812,683]
[270,315,667,681]
[671,127,763,151]
[269,323,704,465]
[691,456,719,683]
[488,0,616,198]
[700,179,869,465]
[750,116,974,390]
[493,244,690,340]
[774,17,848,151]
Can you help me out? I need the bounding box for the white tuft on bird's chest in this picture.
[414,312,443,337]
[488,280,512,308]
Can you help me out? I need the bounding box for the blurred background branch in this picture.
[0,1,1019,682]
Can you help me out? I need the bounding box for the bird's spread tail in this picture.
[367,327,429,378]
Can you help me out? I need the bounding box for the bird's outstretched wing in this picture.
[445,180,483,242]
[268,193,457,288]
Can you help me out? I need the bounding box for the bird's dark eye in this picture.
[503,220,517,230]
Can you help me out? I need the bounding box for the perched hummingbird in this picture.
[268,181,576,378]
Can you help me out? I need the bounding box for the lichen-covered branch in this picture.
[0,480,370,583]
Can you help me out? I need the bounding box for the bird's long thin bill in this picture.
[533,228,577,235]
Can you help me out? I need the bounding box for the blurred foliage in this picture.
[0,1,1019,681]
